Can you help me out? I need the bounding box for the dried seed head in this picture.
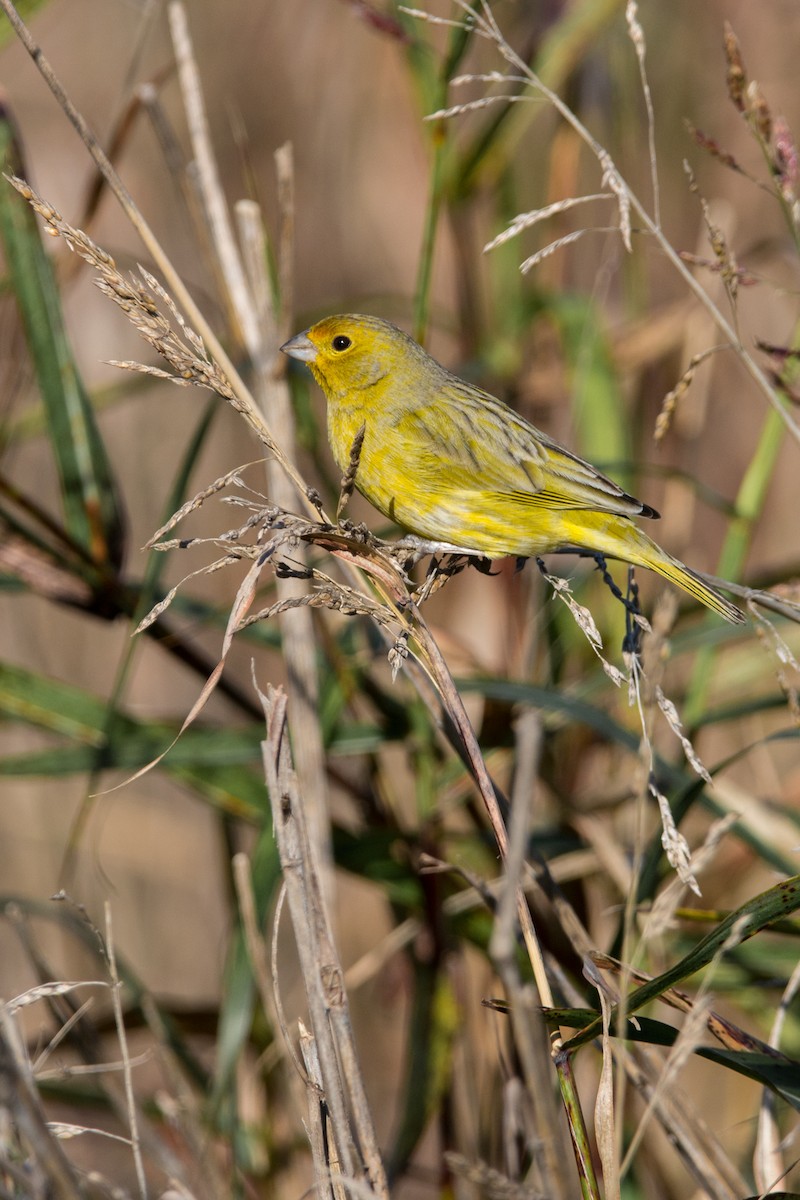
[774,115,799,203]
[655,372,691,443]
[746,80,772,143]
[685,122,742,174]
[723,22,747,112]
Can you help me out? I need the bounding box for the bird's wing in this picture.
[393,378,656,520]
[533,429,658,518]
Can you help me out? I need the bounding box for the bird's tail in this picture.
[567,515,745,624]
[642,551,744,624]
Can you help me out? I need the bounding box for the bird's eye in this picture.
[332,335,352,352]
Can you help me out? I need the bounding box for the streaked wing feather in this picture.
[396,377,655,519]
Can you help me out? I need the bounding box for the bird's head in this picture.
[281,314,426,397]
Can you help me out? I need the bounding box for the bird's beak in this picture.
[280,331,317,363]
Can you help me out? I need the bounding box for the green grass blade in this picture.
[569,873,800,1051]
[550,1007,800,1110]
[685,403,787,723]
[553,294,632,487]
[0,660,269,817]
[387,964,458,1180]
[0,116,125,567]
[409,4,479,341]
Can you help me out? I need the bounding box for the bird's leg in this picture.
[588,552,644,624]
[588,554,646,655]
[622,566,645,658]
[336,422,366,522]
[412,556,443,605]
[412,553,469,605]
[468,556,501,576]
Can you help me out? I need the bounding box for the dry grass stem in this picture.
[404,599,555,1004]
[237,158,334,898]
[626,603,708,894]
[625,0,660,229]
[519,228,595,275]
[483,193,612,253]
[232,853,274,1034]
[0,1005,87,1199]
[538,566,628,686]
[298,1022,347,1200]
[444,1152,541,1200]
[259,684,389,1198]
[594,986,620,1200]
[234,868,328,1167]
[168,0,261,357]
[654,346,727,442]
[754,955,800,1192]
[274,142,296,346]
[625,1044,747,1200]
[488,718,573,1200]
[104,903,147,1200]
[236,199,278,357]
[623,995,713,1176]
[642,814,739,942]
[269,883,312,1087]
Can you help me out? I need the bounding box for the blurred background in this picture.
[1,0,800,1195]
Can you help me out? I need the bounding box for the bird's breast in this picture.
[327,395,374,474]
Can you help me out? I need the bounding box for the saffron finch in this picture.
[281,314,744,624]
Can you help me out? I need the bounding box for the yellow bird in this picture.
[281,314,743,624]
